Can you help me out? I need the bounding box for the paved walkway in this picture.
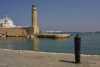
[0,49,100,67]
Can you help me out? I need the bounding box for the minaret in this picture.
[32,4,39,34]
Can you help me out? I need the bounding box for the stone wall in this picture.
[0,27,35,36]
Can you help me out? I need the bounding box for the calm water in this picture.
[0,32,100,55]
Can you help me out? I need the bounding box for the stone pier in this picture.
[37,34,71,38]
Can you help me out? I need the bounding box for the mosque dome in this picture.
[0,15,16,28]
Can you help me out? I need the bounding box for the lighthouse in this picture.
[32,4,39,34]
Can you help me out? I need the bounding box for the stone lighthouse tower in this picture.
[32,4,39,34]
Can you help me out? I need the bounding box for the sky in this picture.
[0,0,100,32]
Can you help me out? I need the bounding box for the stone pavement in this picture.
[0,49,100,67]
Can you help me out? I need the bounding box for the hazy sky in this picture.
[0,0,100,32]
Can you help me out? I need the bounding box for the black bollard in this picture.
[74,34,81,63]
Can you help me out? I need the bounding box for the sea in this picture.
[0,32,100,55]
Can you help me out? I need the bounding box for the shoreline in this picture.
[1,48,100,56]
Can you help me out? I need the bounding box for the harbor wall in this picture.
[0,27,36,36]
[38,34,71,38]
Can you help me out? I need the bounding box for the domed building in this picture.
[0,15,16,28]
[0,4,39,36]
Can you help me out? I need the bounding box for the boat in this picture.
[25,35,35,38]
[30,35,35,38]
[25,35,30,38]
[1,35,6,37]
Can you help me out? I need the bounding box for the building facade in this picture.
[0,4,39,36]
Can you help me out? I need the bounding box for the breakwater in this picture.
[37,34,71,38]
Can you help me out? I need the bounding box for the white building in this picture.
[0,15,16,28]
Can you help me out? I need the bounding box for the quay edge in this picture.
[37,34,71,38]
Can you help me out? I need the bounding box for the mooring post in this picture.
[74,34,81,63]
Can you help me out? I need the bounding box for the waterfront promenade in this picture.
[0,49,100,67]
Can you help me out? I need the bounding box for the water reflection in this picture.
[31,37,39,51]
[0,37,39,51]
